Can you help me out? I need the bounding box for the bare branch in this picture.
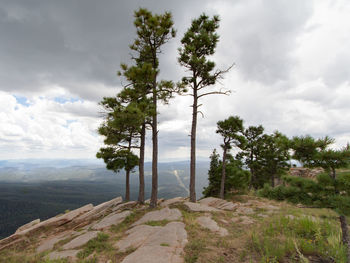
[197,89,231,99]
[198,110,205,118]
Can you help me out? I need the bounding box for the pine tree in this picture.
[216,116,244,199]
[237,125,264,189]
[96,98,142,201]
[118,61,154,204]
[203,150,250,198]
[259,132,291,187]
[178,13,232,202]
[126,8,182,207]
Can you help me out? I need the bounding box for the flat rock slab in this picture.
[112,201,137,212]
[132,207,182,226]
[16,219,40,234]
[48,249,79,260]
[184,202,221,212]
[122,246,183,263]
[37,231,76,253]
[73,197,122,224]
[0,204,93,250]
[93,210,131,230]
[199,197,238,211]
[160,197,186,207]
[118,222,187,263]
[62,231,99,250]
[196,216,228,237]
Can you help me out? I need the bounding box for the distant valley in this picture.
[0,159,209,239]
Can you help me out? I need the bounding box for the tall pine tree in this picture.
[178,13,232,202]
[127,8,181,207]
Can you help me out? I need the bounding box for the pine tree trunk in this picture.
[340,215,350,263]
[150,87,158,208]
[249,153,255,189]
[125,169,130,201]
[189,86,198,202]
[138,123,146,204]
[219,146,227,199]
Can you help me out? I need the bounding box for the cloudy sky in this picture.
[1,0,350,161]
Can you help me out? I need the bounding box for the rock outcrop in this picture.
[0,195,282,262]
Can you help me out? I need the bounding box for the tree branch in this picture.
[197,89,231,99]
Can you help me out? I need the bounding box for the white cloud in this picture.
[0,91,102,159]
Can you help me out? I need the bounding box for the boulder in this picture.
[132,208,182,226]
[196,216,228,237]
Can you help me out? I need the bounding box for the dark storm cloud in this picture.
[0,0,212,101]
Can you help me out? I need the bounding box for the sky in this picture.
[1,0,350,161]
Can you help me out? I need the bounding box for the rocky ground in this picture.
[0,194,345,262]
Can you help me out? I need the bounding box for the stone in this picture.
[48,250,79,260]
[117,225,159,252]
[27,204,93,234]
[122,246,183,263]
[160,197,186,207]
[62,231,99,250]
[73,197,123,225]
[196,216,228,237]
[0,204,93,250]
[184,202,221,212]
[264,204,279,211]
[92,210,131,230]
[117,222,187,263]
[199,197,238,211]
[15,219,40,234]
[145,198,165,205]
[132,207,182,226]
[37,231,75,253]
[112,201,137,212]
[235,206,254,214]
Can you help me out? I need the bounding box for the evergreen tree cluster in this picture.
[204,116,291,198]
[97,9,231,205]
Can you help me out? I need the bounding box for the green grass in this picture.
[248,213,347,262]
[110,209,146,235]
[144,219,170,226]
[178,206,208,263]
[77,232,111,259]
[160,243,170,247]
[0,250,68,263]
